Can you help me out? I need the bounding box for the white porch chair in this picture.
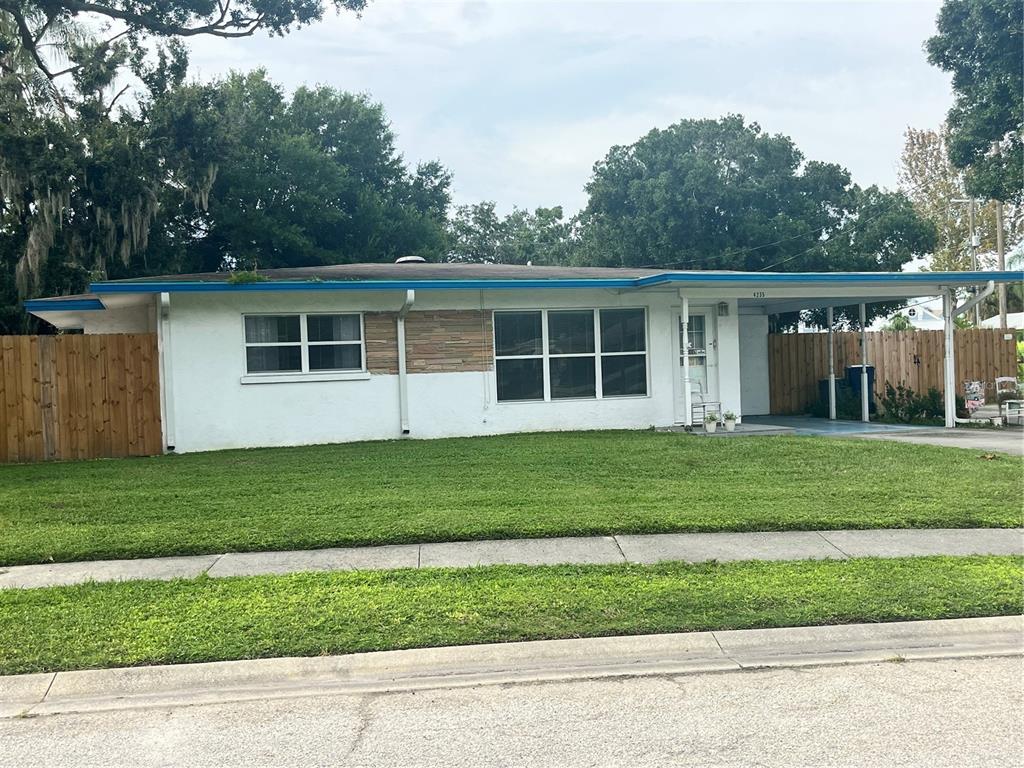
[690,381,721,425]
[996,377,1023,426]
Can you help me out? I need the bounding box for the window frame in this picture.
[240,312,369,384]
[492,308,649,403]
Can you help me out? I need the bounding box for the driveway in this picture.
[745,415,1024,456]
[844,427,1024,455]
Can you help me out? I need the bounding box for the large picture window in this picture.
[493,308,647,402]
[244,313,364,375]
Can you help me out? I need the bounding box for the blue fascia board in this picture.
[88,270,1024,295]
[24,298,106,311]
[90,278,640,293]
[634,270,1024,288]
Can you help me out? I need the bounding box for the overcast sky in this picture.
[187,0,952,214]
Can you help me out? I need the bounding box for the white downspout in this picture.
[681,297,692,427]
[827,306,836,421]
[157,292,176,452]
[397,289,415,436]
[859,303,869,423]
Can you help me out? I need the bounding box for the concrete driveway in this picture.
[744,415,1024,456]
[843,426,1024,455]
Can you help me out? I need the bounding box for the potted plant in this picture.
[723,411,737,432]
[704,412,719,434]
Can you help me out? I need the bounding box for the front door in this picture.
[675,312,718,421]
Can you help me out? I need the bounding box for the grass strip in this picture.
[0,555,1020,676]
[1,432,1021,566]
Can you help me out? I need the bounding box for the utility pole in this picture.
[996,200,1007,328]
[951,197,984,325]
[968,200,981,326]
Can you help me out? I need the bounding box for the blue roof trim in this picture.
[90,278,640,293]
[24,298,106,311]
[87,270,1024,295]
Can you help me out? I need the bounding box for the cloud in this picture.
[185,0,952,213]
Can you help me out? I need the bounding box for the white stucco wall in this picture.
[739,314,771,415]
[161,289,723,453]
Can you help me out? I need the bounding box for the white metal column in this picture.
[827,306,836,420]
[858,303,869,423]
[681,297,692,427]
[942,289,956,428]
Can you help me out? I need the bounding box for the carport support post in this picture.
[826,306,836,420]
[682,296,692,427]
[858,304,869,423]
[942,289,956,428]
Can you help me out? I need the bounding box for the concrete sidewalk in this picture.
[1,528,1021,590]
[1,616,1020,719]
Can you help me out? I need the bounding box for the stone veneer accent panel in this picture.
[406,310,493,373]
[363,312,399,374]
[363,310,494,375]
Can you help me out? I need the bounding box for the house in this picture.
[980,311,1024,330]
[25,262,1023,453]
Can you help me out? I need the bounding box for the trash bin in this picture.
[845,365,876,414]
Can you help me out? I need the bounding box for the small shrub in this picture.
[878,383,960,424]
[226,270,267,285]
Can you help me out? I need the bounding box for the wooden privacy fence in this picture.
[0,334,162,463]
[768,329,1018,415]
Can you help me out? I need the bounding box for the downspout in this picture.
[157,292,176,452]
[953,280,995,322]
[397,289,415,436]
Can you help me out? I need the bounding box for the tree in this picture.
[0,59,451,331]
[448,202,572,265]
[882,314,915,331]
[0,0,367,89]
[160,71,451,273]
[577,116,935,276]
[898,126,1024,272]
[926,0,1024,203]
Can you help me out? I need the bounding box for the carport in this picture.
[653,269,1023,429]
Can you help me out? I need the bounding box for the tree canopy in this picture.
[0,0,367,88]
[575,116,936,275]
[0,53,451,331]
[898,126,1023,272]
[926,0,1024,203]
[448,202,573,266]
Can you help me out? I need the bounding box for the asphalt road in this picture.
[2,656,1021,767]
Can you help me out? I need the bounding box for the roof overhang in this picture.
[27,270,1024,328]
[87,270,1022,297]
[24,292,151,330]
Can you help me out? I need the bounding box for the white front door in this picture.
[675,312,718,421]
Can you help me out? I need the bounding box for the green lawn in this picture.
[0,556,1019,676]
[0,431,1020,566]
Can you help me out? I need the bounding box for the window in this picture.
[244,314,364,375]
[680,314,709,393]
[601,309,648,397]
[494,311,544,401]
[493,308,647,402]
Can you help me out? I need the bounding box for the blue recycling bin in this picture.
[845,365,876,414]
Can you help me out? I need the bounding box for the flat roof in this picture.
[83,262,1022,295]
